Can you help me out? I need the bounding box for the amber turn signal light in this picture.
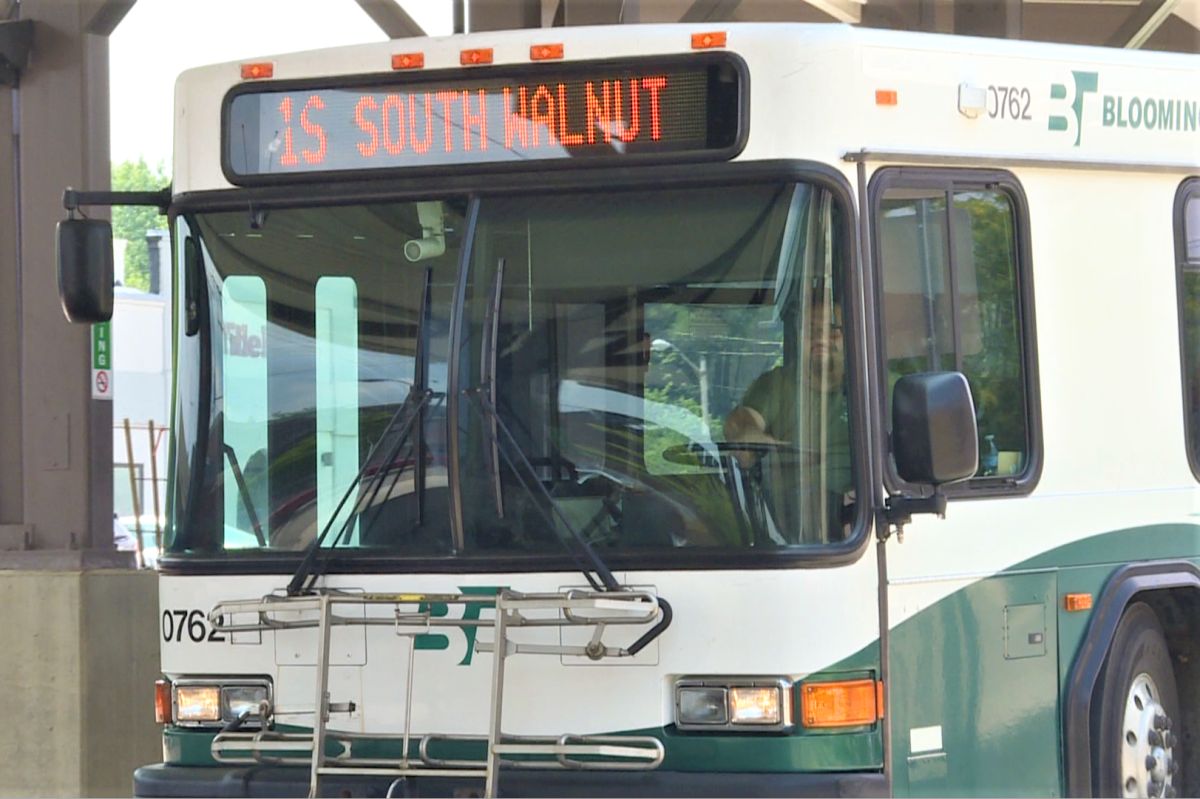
[1064,593,1093,612]
[801,679,882,728]
[154,679,172,724]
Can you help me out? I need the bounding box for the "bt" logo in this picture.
[412,586,503,666]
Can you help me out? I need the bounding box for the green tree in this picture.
[111,159,169,291]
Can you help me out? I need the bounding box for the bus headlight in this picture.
[174,684,221,723]
[675,677,793,731]
[729,686,783,725]
[223,685,269,721]
[677,686,727,725]
[172,678,272,728]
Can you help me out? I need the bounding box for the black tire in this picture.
[1092,602,1182,798]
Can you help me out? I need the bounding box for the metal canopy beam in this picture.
[84,0,135,36]
[1106,0,1182,47]
[955,0,1021,38]
[804,0,863,23]
[353,0,425,39]
[680,0,742,22]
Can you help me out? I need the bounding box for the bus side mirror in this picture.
[56,218,114,323]
[892,371,978,486]
[884,372,978,530]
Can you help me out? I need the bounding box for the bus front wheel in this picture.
[1093,602,1181,798]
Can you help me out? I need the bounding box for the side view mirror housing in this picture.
[56,218,114,323]
[885,372,978,529]
[892,371,979,485]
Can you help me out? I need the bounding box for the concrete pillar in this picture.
[0,570,161,797]
[5,0,125,564]
[0,1,160,796]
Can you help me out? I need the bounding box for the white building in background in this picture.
[111,229,171,533]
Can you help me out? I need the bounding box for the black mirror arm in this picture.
[63,187,171,215]
[882,488,948,538]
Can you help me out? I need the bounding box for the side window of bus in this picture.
[1177,180,1200,474]
[873,170,1035,489]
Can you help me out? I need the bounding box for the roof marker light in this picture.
[460,48,494,66]
[530,43,564,61]
[875,89,898,106]
[392,52,425,70]
[240,62,274,80]
[691,31,727,49]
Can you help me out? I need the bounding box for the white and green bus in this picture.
[57,22,1200,799]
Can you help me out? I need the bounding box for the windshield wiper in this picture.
[469,258,618,592]
[287,268,437,596]
[358,269,436,543]
[464,391,617,592]
[223,444,266,547]
[286,387,435,596]
[462,387,673,655]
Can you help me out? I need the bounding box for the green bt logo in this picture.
[412,586,503,666]
[1048,71,1098,147]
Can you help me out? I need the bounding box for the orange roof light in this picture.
[1064,593,1094,612]
[875,89,898,106]
[460,48,494,66]
[801,679,882,728]
[530,43,564,61]
[154,679,172,724]
[240,62,274,80]
[691,31,727,50]
[392,52,425,70]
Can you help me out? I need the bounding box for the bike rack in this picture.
[208,588,666,798]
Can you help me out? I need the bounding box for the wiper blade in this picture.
[466,395,675,651]
[286,387,434,596]
[358,267,437,544]
[287,267,437,597]
[355,391,446,545]
[223,444,266,547]
[471,257,616,592]
[465,390,619,593]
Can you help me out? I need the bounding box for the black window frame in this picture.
[1174,177,1200,480]
[868,167,1042,499]
[159,159,878,576]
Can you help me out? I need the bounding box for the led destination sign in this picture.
[224,57,742,180]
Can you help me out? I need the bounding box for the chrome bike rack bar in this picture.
[208,588,665,798]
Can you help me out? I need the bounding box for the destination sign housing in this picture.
[224,56,743,181]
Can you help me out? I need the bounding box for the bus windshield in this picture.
[167,181,854,562]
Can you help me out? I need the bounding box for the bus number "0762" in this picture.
[162,609,226,643]
[987,85,1032,120]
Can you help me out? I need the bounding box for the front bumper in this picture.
[133,763,888,798]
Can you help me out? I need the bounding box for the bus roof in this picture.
[173,23,1200,194]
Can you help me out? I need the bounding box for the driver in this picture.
[723,296,853,541]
